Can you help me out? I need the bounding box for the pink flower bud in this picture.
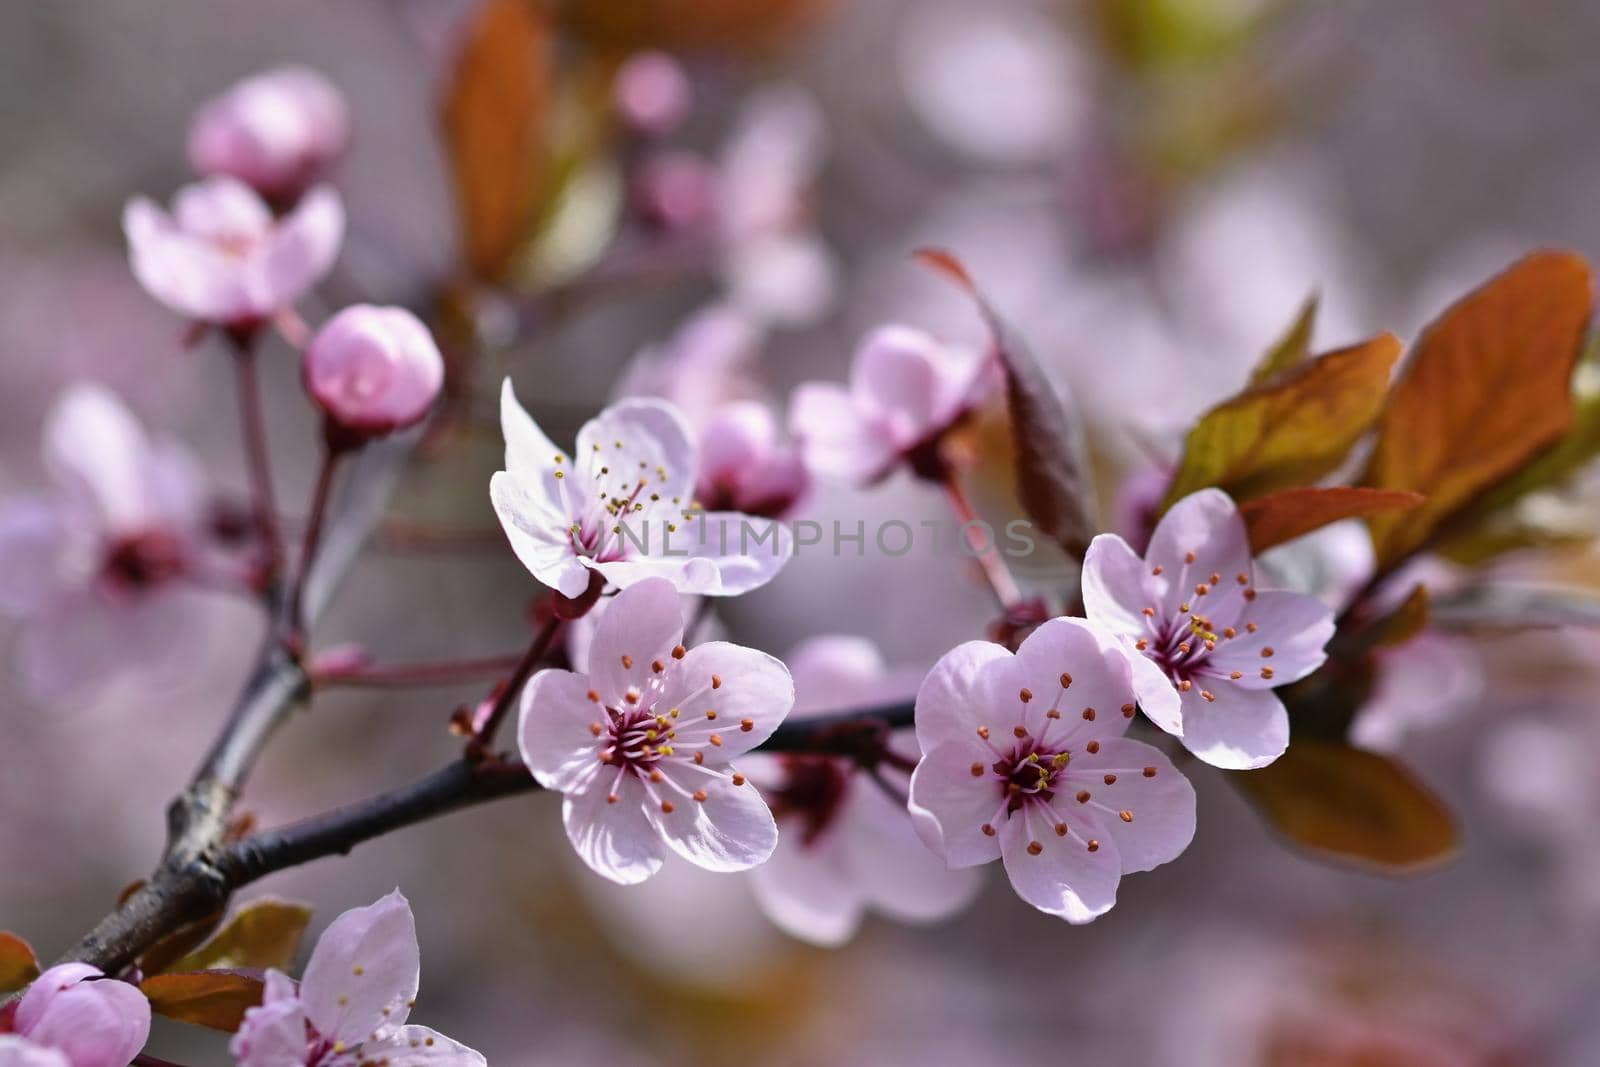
[613,51,692,136]
[14,964,151,1067]
[303,305,444,438]
[631,151,719,231]
[186,66,349,203]
[696,401,809,518]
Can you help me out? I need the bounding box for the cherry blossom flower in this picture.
[740,636,981,945]
[4,963,150,1067]
[490,381,791,599]
[615,307,808,518]
[123,176,343,330]
[613,52,692,136]
[908,618,1196,922]
[187,66,349,204]
[230,890,484,1067]
[517,578,793,884]
[303,305,444,438]
[789,324,997,486]
[1081,488,1335,770]
[0,384,213,702]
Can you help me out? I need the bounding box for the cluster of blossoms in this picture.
[501,304,1335,925]
[0,46,1352,1067]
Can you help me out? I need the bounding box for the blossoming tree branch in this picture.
[5,19,1600,1067]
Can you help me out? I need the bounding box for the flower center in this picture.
[101,530,185,590]
[770,755,850,845]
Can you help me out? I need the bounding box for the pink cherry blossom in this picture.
[490,381,791,599]
[0,384,212,702]
[187,66,349,203]
[789,324,997,486]
[907,618,1196,922]
[303,305,444,438]
[614,308,808,518]
[8,963,150,1067]
[517,578,793,884]
[694,402,810,518]
[230,890,484,1067]
[740,636,980,945]
[123,176,343,329]
[1081,488,1335,769]
[613,52,692,136]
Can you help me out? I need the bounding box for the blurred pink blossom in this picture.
[303,305,444,438]
[790,324,997,486]
[908,618,1195,923]
[741,636,980,945]
[1083,489,1334,769]
[0,384,214,703]
[517,578,793,884]
[612,52,692,137]
[187,66,349,204]
[230,890,484,1067]
[491,382,790,598]
[615,307,808,517]
[7,963,150,1067]
[123,176,343,329]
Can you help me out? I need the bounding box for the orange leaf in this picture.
[0,932,41,993]
[1164,333,1403,507]
[141,971,265,1032]
[1236,742,1457,871]
[1363,250,1595,567]
[442,0,552,281]
[1241,487,1424,553]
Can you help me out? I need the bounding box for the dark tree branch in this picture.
[50,438,414,976]
[209,701,921,902]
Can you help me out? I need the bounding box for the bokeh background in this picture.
[4,0,1600,1063]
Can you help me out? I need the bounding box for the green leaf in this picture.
[1363,250,1595,568]
[0,932,41,993]
[916,248,1097,556]
[141,971,265,1032]
[1235,742,1457,871]
[171,899,312,974]
[1164,333,1402,507]
[1240,486,1423,553]
[1248,292,1319,386]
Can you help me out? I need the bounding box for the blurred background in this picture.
[3,0,1599,1063]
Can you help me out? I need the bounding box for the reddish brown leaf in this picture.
[0,932,41,993]
[172,899,312,974]
[443,0,552,281]
[1165,333,1403,507]
[1364,250,1595,567]
[1236,742,1457,871]
[563,0,835,50]
[1241,487,1424,553]
[141,971,265,1032]
[916,248,1096,556]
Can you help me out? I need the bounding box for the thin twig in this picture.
[941,472,1023,609]
[311,653,532,690]
[230,341,285,581]
[469,616,563,751]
